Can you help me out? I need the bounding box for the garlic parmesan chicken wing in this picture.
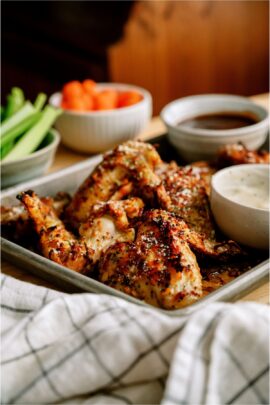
[217,143,270,167]
[66,141,169,228]
[160,165,243,260]
[99,210,202,309]
[18,191,144,272]
[18,190,90,273]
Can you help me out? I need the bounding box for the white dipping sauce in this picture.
[222,168,269,210]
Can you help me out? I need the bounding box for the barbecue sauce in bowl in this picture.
[178,111,259,130]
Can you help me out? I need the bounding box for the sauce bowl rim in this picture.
[161,94,269,137]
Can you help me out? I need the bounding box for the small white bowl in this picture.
[161,94,269,162]
[49,83,152,154]
[1,129,60,189]
[210,164,269,250]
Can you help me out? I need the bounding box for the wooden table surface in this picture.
[2,93,269,303]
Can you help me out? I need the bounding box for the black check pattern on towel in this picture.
[1,303,32,313]
[23,293,64,402]
[221,342,268,404]
[1,274,269,405]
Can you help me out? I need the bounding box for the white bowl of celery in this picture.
[1,88,62,188]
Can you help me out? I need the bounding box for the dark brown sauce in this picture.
[178,111,259,130]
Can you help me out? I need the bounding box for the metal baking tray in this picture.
[1,135,269,316]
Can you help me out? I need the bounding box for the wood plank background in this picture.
[109,1,269,114]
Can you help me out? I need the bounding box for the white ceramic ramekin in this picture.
[49,83,152,154]
[210,164,269,250]
[161,94,269,162]
[1,129,60,189]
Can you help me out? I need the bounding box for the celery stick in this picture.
[5,88,25,119]
[34,93,47,111]
[1,141,14,159]
[3,106,62,162]
[1,102,35,137]
[1,142,13,159]
[1,112,41,147]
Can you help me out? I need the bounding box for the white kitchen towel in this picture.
[1,273,269,405]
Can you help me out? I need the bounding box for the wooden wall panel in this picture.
[109,1,269,115]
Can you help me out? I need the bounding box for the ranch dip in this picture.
[222,167,269,210]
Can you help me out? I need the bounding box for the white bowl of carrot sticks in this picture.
[49,80,152,154]
[1,88,61,188]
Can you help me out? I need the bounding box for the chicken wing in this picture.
[18,190,90,273]
[65,141,168,228]
[217,143,270,167]
[99,209,202,309]
[160,166,243,260]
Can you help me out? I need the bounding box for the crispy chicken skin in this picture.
[217,143,270,167]
[99,210,202,309]
[186,161,216,195]
[161,166,214,237]
[18,191,90,273]
[65,141,168,227]
[160,166,243,260]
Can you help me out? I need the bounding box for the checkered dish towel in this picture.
[1,274,269,405]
